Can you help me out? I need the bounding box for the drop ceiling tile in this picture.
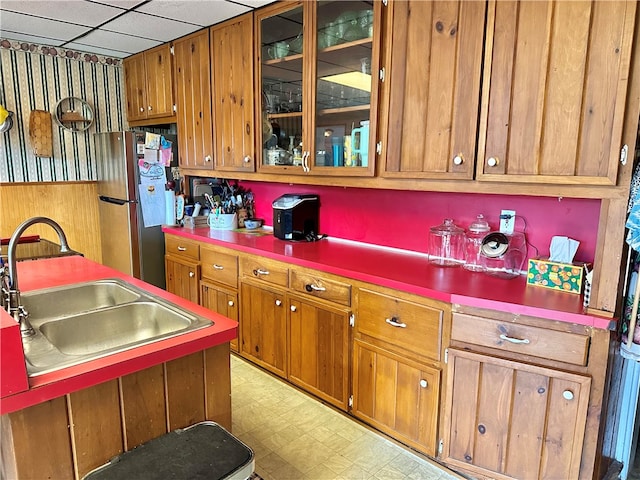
[135,0,251,27]
[0,0,123,27]
[102,11,200,42]
[72,29,161,54]
[91,0,147,8]
[63,42,132,58]
[234,0,276,8]
[0,11,92,42]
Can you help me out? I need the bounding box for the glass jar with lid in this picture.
[464,214,491,271]
[428,218,465,267]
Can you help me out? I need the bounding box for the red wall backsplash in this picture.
[240,181,601,263]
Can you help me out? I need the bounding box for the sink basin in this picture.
[20,278,213,376]
[22,279,141,320]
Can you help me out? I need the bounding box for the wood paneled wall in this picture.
[0,182,102,262]
[0,344,231,480]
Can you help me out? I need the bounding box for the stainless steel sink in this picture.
[22,280,141,320]
[21,279,213,376]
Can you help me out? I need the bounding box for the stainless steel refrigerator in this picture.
[95,131,175,289]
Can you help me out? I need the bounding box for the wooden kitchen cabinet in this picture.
[173,29,214,169]
[201,280,239,352]
[123,44,175,125]
[288,294,351,411]
[442,348,590,480]
[352,285,449,456]
[164,235,200,304]
[210,14,255,172]
[255,0,381,177]
[240,281,288,378]
[477,0,637,186]
[353,340,440,456]
[381,0,486,180]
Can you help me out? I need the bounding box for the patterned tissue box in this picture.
[526,258,588,294]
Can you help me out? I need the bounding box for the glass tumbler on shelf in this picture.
[464,214,491,272]
[428,218,465,267]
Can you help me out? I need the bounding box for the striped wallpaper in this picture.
[0,40,127,182]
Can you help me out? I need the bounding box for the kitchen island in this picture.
[0,255,238,480]
[163,225,614,480]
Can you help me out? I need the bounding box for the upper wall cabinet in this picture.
[477,0,637,186]
[211,14,255,172]
[381,0,486,180]
[174,29,214,170]
[255,0,381,177]
[123,44,176,125]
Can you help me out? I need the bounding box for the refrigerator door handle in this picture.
[99,195,137,205]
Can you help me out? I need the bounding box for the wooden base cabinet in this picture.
[352,340,441,456]
[288,295,351,410]
[165,255,199,304]
[442,348,591,480]
[240,281,287,378]
[201,280,239,352]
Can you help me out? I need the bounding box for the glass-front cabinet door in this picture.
[256,0,379,176]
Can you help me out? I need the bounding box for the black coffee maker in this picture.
[272,194,319,241]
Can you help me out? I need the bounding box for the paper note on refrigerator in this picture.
[138,158,167,185]
[138,180,166,227]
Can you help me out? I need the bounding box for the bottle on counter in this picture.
[464,214,491,272]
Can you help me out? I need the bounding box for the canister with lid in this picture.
[428,218,465,267]
[464,214,491,271]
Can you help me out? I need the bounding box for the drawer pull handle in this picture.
[275,299,282,306]
[290,305,297,312]
[385,317,407,328]
[228,300,234,307]
[253,269,270,276]
[305,283,326,292]
[499,333,530,344]
[177,246,187,252]
[213,264,224,270]
[419,379,428,388]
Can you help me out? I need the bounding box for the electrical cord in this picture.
[515,215,539,257]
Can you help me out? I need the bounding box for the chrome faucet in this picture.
[3,217,71,337]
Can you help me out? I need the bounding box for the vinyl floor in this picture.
[230,355,465,480]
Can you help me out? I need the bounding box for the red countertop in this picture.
[163,226,614,330]
[0,256,237,415]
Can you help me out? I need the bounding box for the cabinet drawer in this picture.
[165,235,200,261]
[240,256,289,288]
[357,289,443,362]
[200,247,238,288]
[451,313,590,366]
[290,270,351,307]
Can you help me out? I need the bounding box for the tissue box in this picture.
[208,213,238,230]
[526,258,587,294]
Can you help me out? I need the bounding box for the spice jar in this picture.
[428,218,465,267]
[464,214,491,272]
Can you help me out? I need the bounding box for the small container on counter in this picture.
[464,214,491,272]
[428,218,465,267]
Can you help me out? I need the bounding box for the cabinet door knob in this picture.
[205,155,212,163]
[243,155,251,163]
[419,379,428,388]
[189,271,195,278]
[290,305,297,312]
[385,317,407,328]
[139,107,144,112]
[453,154,464,165]
[213,264,224,270]
[487,156,499,167]
[228,300,234,307]
[562,390,575,401]
[148,105,153,111]
[275,299,282,306]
